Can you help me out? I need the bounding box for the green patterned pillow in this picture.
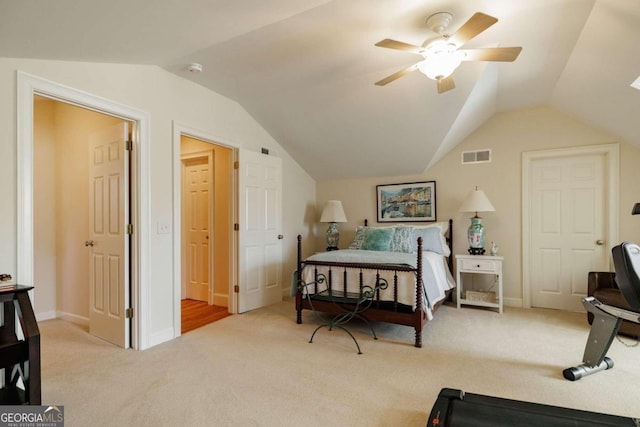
[361,228,394,251]
[348,226,369,249]
[390,225,414,253]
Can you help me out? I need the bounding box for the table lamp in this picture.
[320,200,347,251]
[459,187,495,255]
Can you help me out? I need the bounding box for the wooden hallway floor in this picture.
[181,299,230,334]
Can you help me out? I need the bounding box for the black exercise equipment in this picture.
[428,388,638,426]
[563,242,640,381]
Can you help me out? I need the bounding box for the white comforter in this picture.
[298,249,455,320]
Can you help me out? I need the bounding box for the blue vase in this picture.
[326,222,340,251]
[468,217,485,250]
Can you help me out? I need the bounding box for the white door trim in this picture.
[172,121,240,338]
[522,143,619,308]
[17,71,151,350]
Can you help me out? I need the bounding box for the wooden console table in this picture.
[0,285,41,405]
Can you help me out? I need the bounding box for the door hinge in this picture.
[126,224,133,235]
[125,307,133,318]
[234,223,239,231]
[234,285,239,293]
[125,140,133,151]
[234,161,239,170]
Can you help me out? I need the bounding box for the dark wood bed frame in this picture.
[295,219,453,348]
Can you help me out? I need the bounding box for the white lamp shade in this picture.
[320,200,347,223]
[459,189,495,213]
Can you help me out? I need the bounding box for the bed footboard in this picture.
[295,235,432,348]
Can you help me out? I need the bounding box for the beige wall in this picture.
[34,97,124,320]
[180,135,231,305]
[317,107,640,306]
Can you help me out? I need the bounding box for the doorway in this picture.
[179,135,233,333]
[33,95,134,347]
[171,123,284,336]
[18,71,152,349]
[522,143,619,310]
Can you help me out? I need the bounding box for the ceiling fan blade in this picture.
[375,39,424,54]
[375,63,420,86]
[459,47,522,62]
[437,75,455,94]
[447,12,498,47]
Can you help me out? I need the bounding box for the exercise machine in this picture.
[563,242,640,381]
[428,388,638,426]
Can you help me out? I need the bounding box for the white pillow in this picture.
[411,224,450,256]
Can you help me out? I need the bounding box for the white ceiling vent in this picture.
[461,149,492,164]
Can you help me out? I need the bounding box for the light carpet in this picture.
[39,299,639,426]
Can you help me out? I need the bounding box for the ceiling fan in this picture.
[374,12,522,93]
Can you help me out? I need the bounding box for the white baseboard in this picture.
[56,311,90,328]
[503,297,523,308]
[282,286,524,309]
[212,293,228,307]
[36,310,57,322]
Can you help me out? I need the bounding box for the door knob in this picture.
[596,240,605,246]
[278,234,284,240]
[84,240,95,247]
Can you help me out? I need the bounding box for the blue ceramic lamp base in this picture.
[326,222,340,251]
[467,216,486,255]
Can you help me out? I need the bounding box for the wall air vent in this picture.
[461,149,492,165]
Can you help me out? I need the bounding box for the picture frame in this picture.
[376,181,436,222]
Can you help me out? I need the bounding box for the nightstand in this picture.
[455,254,503,313]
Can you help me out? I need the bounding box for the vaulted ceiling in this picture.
[2,0,639,180]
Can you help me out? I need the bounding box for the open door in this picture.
[238,149,283,313]
[88,123,130,347]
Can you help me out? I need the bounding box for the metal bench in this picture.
[298,273,388,354]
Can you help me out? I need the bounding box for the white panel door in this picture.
[183,154,212,302]
[238,149,282,313]
[89,123,130,347]
[530,153,608,311]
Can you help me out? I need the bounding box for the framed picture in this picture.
[376,181,436,222]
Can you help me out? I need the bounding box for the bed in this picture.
[295,219,455,348]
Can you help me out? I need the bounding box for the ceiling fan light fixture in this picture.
[418,45,463,80]
[417,40,463,80]
[374,11,520,92]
